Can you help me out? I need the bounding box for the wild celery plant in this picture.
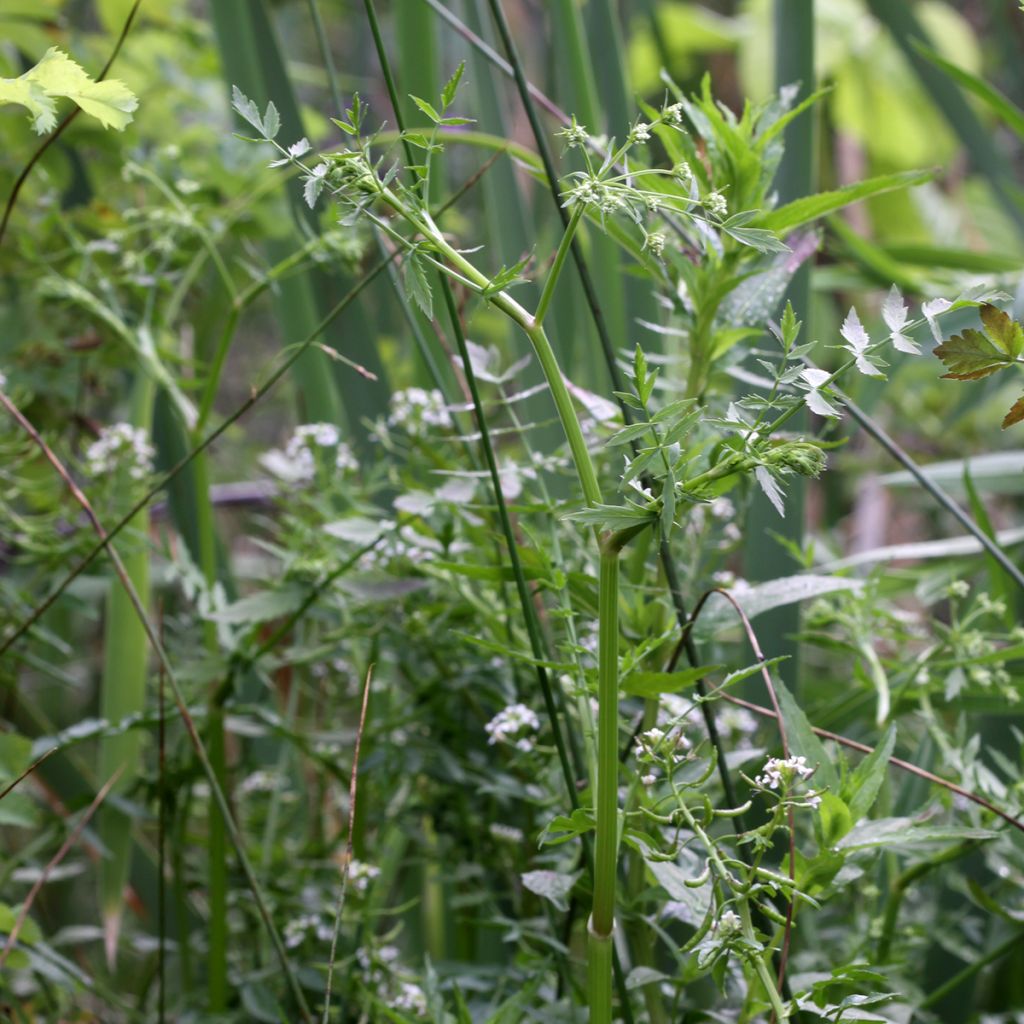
[230,71,832,1018]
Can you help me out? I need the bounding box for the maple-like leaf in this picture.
[934,329,1011,381]
[979,304,1024,358]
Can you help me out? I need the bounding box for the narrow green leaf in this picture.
[776,679,838,792]
[755,170,934,234]
[846,724,896,823]
[620,665,723,698]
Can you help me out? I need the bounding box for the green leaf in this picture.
[935,328,1011,380]
[835,817,997,853]
[520,869,580,911]
[563,503,658,531]
[404,252,434,319]
[776,679,838,792]
[441,61,466,110]
[692,576,863,640]
[605,422,653,447]
[208,586,308,626]
[721,223,791,254]
[261,99,280,140]
[1,47,137,133]
[914,42,1024,140]
[620,665,723,698]
[755,170,933,234]
[539,807,595,846]
[410,94,441,124]
[846,724,896,823]
[818,792,855,847]
[980,304,1024,358]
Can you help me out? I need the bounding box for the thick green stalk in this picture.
[98,373,155,967]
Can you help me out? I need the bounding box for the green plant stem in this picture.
[877,841,976,963]
[478,0,741,834]
[534,204,584,327]
[440,280,581,802]
[916,929,1024,1012]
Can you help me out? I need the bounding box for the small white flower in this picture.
[673,161,693,186]
[556,119,589,149]
[662,102,684,125]
[489,823,524,844]
[175,178,201,195]
[484,703,540,749]
[643,230,666,258]
[946,580,970,599]
[239,770,280,796]
[716,909,742,936]
[260,422,357,483]
[85,423,155,481]
[0,370,6,390]
[347,859,380,893]
[629,121,652,144]
[640,772,657,787]
[388,387,454,434]
[705,189,728,219]
[391,981,428,1016]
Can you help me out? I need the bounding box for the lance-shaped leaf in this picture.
[882,285,920,354]
[840,307,884,378]
[934,328,1012,380]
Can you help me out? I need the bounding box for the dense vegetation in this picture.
[2,2,1024,1021]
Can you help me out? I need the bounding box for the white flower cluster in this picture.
[348,858,380,893]
[388,387,454,434]
[704,189,728,219]
[755,755,813,790]
[357,524,443,571]
[392,981,428,1016]
[260,422,357,484]
[355,946,427,1016]
[636,724,691,786]
[85,423,155,481]
[484,703,540,753]
[755,755,820,808]
[283,913,333,949]
[0,370,6,390]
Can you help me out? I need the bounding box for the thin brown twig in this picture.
[719,691,1024,836]
[0,746,57,802]
[322,664,374,1022]
[0,0,144,246]
[0,769,122,968]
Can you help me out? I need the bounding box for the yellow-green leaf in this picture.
[0,47,137,134]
